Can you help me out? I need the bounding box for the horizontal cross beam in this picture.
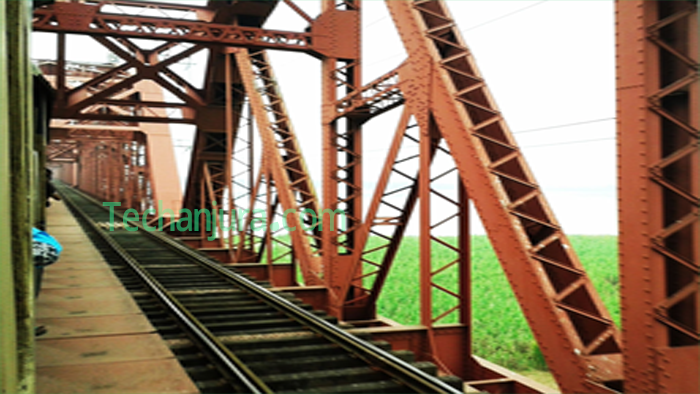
[33,2,322,56]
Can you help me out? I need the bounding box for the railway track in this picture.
[57,184,463,394]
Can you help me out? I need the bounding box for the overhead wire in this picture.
[363,15,389,29]
[364,136,615,153]
[297,4,610,153]
[365,1,549,68]
[522,137,614,149]
[513,117,615,134]
[362,116,616,153]
[365,52,405,68]
[175,115,616,152]
[462,0,550,32]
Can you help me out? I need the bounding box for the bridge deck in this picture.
[35,200,198,394]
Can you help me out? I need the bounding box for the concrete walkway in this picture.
[35,200,198,394]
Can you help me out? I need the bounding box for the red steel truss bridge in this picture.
[34,1,698,392]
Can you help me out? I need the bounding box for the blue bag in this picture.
[32,228,62,266]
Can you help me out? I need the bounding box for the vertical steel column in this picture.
[228,101,259,259]
[247,104,255,251]
[265,166,274,279]
[95,144,103,201]
[458,179,470,330]
[6,0,34,392]
[135,81,182,213]
[225,52,235,258]
[199,175,206,242]
[235,162,266,262]
[237,49,322,283]
[419,115,432,328]
[321,12,337,291]
[0,2,19,391]
[339,109,417,319]
[617,1,699,393]
[138,135,151,212]
[422,115,472,376]
[108,143,117,204]
[320,0,362,315]
[124,141,133,209]
[55,33,65,108]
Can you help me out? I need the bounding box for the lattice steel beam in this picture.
[237,48,323,285]
[335,66,404,121]
[387,1,622,391]
[617,1,699,393]
[32,2,312,53]
[33,1,357,59]
[321,0,364,313]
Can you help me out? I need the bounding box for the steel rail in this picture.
[56,183,272,394]
[62,184,463,394]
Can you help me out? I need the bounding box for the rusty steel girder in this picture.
[335,66,404,121]
[32,2,311,53]
[178,49,244,256]
[617,1,699,393]
[383,1,623,391]
[33,1,357,59]
[236,48,324,285]
[39,56,182,213]
[40,35,206,124]
[48,129,152,212]
[35,0,700,392]
[320,0,365,312]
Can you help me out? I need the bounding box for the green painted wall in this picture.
[2,1,35,392]
[0,0,19,392]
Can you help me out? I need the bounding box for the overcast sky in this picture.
[32,0,617,235]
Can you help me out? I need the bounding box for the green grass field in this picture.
[375,235,620,372]
[262,232,619,373]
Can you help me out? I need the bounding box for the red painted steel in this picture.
[320,1,364,316]
[32,0,360,59]
[386,1,622,391]
[336,66,404,121]
[48,128,152,212]
[32,2,309,53]
[617,1,699,393]
[40,38,206,124]
[340,109,418,320]
[179,43,246,251]
[42,60,181,212]
[36,0,700,391]
[236,48,323,285]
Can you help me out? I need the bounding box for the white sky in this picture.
[32,0,617,235]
